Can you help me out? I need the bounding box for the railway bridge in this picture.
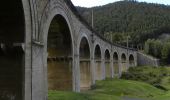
[0,0,137,100]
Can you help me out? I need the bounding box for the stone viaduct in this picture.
[0,0,137,100]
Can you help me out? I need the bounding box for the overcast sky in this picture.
[71,0,170,7]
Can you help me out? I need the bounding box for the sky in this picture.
[71,0,170,7]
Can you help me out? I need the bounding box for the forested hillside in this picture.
[77,0,170,46]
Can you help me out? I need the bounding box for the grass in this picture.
[48,66,170,100]
[93,79,164,98]
[48,79,165,100]
[161,76,170,90]
[152,91,170,100]
[48,90,89,100]
[48,90,121,100]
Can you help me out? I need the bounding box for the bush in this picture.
[144,39,170,64]
[121,66,169,88]
[161,42,170,62]
[144,39,162,58]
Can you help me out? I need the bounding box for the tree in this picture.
[161,42,170,62]
[144,39,162,58]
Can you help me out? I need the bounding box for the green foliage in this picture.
[104,32,125,43]
[121,66,170,90]
[144,39,170,64]
[77,1,170,45]
[161,42,170,61]
[144,39,162,58]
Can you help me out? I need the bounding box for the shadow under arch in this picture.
[94,44,102,80]
[0,0,25,100]
[79,36,91,91]
[47,14,73,91]
[105,49,111,78]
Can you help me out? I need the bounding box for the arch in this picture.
[105,49,111,78]
[0,0,25,100]
[47,14,73,91]
[79,37,90,58]
[94,44,101,59]
[121,53,126,61]
[79,36,91,91]
[113,52,118,61]
[94,44,102,80]
[105,49,110,60]
[129,54,135,67]
[121,53,127,72]
[113,52,119,77]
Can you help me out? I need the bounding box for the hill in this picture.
[77,0,170,46]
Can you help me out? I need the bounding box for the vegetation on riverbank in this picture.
[121,66,170,90]
[48,66,170,100]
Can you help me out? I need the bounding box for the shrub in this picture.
[121,66,169,88]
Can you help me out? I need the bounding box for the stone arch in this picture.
[94,44,101,59]
[47,14,73,91]
[40,3,76,94]
[79,36,91,91]
[113,52,119,77]
[121,53,127,72]
[129,54,135,67]
[121,53,126,61]
[105,49,111,78]
[0,0,26,100]
[94,44,102,80]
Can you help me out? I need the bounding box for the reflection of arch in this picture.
[105,49,111,78]
[129,54,135,67]
[113,52,119,76]
[0,0,25,100]
[79,36,91,91]
[94,44,102,80]
[47,14,73,91]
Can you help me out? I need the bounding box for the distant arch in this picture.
[121,53,127,72]
[105,49,110,60]
[113,52,118,61]
[113,52,119,76]
[121,53,126,62]
[105,49,111,78]
[129,54,135,67]
[94,44,101,59]
[79,37,90,58]
[79,36,91,91]
[94,44,102,80]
